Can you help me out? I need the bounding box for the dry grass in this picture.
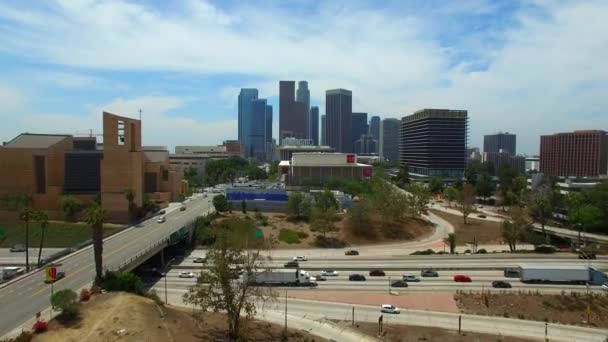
[432,209,504,245]
[455,291,608,328]
[341,214,433,246]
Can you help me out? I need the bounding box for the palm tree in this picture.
[85,204,107,282]
[444,233,456,254]
[124,188,135,221]
[20,208,35,272]
[35,211,49,268]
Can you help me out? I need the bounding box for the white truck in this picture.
[0,267,23,281]
[519,265,608,285]
[243,269,317,287]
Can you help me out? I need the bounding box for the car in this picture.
[45,271,65,284]
[390,280,409,288]
[345,250,359,256]
[492,280,512,288]
[601,284,608,292]
[158,209,166,215]
[313,275,327,281]
[402,274,420,282]
[179,272,195,278]
[349,274,366,281]
[284,261,299,268]
[193,257,207,263]
[381,304,401,314]
[180,206,187,211]
[321,270,339,277]
[9,244,26,252]
[453,275,472,282]
[579,252,597,259]
[422,209,429,216]
[369,269,386,276]
[157,216,166,223]
[477,214,487,218]
[421,269,438,277]
[292,256,308,262]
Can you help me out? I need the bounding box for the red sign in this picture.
[346,154,355,163]
[363,167,372,177]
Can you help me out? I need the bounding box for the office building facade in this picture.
[320,115,326,146]
[310,106,319,145]
[351,112,368,152]
[238,88,258,146]
[354,134,377,155]
[483,152,525,175]
[326,89,352,153]
[279,80,307,143]
[399,109,468,179]
[484,132,516,156]
[296,81,310,139]
[540,130,608,177]
[379,118,400,162]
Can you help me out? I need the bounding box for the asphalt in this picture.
[0,248,65,267]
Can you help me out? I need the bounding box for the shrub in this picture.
[32,320,48,334]
[278,228,304,244]
[477,249,487,254]
[79,288,91,302]
[14,331,33,342]
[314,236,348,248]
[51,289,78,320]
[464,249,472,254]
[99,271,144,295]
[90,285,102,295]
[410,249,436,255]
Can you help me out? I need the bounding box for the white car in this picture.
[601,284,608,292]
[157,216,166,223]
[321,270,339,277]
[178,272,195,278]
[403,274,420,282]
[292,256,308,262]
[381,304,400,314]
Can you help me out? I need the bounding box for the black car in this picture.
[158,209,166,215]
[314,275,327,281]
[284,261,299,268]
[180,206,187,211]
[345,250,359,256]
[492,280,512,288]
[45,271,65,284]
[579,252,597,259]
[369,269,386,276]
[349,274,366,281]
[390,280,409,288]
[421,269,438,277]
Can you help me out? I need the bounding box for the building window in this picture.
[34,156,46,194]
[162,169,169,181]
[117,120,125,145]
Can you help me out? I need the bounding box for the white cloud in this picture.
[0,85,25,115]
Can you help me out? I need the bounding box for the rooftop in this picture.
[3,133,71,149]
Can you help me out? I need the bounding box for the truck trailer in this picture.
[243,269,317,287]
[519,265,608,285]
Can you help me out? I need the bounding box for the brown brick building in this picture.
[540,130,608,178]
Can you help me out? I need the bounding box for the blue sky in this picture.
[0,0,607,154]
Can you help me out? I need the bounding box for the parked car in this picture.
[292,256,308,262]
[579,252,597,259]
[349,274,366,281]
[180,206,187,211]
[453,275,472,282]
[193,257,207,263]
[421,269,438,277]
[9,244,26,252]
[402,274,420,282]
[390,280,409,288]
[179,271,195,278]
[345,250,359,256]
[369,269,386,276]
[381,304,401,314]
[44,271,65,284]
[158,209,166,215]
[492,280,512,288]
[157,216,166,223]
[477,214,487,218]
[284,261,299,268]
[313,275,327,281]
[321,270,339,277]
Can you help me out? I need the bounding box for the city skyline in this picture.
[0,1,606,153]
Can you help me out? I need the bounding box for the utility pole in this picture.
[388,276,391,294]
[138,109,143,121]
[352,307,354,326]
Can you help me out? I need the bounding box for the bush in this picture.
[477,249,487,254]
[79,288,91,302]
[410,249,436,255]
[99,271,144,295]
[51,289,78,320]
[534,245,556,254]
[32,320,48,334]
[464,249,472,254]
[278,229,304,244]
[13,331,33,342]
[314,236,348,248]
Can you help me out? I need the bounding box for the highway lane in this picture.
[0,195,214,338]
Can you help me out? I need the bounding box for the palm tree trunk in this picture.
[37,223,46,268]
[25,219,30,272]
[93,223,104,281]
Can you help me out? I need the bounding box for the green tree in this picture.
[475,173,495,200]
[501,209,528,252]
[314,190,338,212]
[51,289,78,318]
[346,200,372,238]
[0,195,32,270]
[444,186,458,208]
[407,183,430,216]
[457,184,476,224]
[34,211,49,268]
[212,194,229,213]
[59,195,82,221]
[444,233,456,254]
[84,203,106,282]
[428,177,444,194]
[528,193,552,239]
[287,192,310,220]
[311,206,337,238]
[569,204,602,243]
[498,164,518,192]
[395,163,410,187]
[124,188,136,221]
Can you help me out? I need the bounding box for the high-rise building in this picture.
[483,152,525,175]
[355,134,377,155]
[351,112,368,152]
[238,88,258,145]
[265,105,273,145]
[296,81,310,138]
[369,116,380,154]
[326,89,352,153]
[244,99,269,160]
[379,118,400,162]
[279,80,307,144]
[484,132,516,156]
[321,114,326,146]
[310,106,319,145]
[540,130,608,177]
[400,109,468,179]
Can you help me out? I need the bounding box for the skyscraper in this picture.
[326,89,352,153]
[296,81,310,138]
[484,132,516,156]
[321,114,326,146]
[279,80,307,143]
[247,99,268,160]
[540,130,608,177]
[265,104,273,145]
[310,106,319,145]
[351,112,368,153]
[369,116,380,154]
[238,88,258,146]
[379,118,400,162]
[400,109,468,179]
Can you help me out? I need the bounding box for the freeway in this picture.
[0,195,214,338]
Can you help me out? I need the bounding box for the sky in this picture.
[0,0,607,155]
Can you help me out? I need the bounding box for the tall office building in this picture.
[310,106,319,145]
[540,130,608,177]
[379,118,400,162]
[238,88,258,145]
[326,89,353,153]
[296,81,311,138]
[484,132,516,156]
[245,99,269,160]
[399,109,468,179]
[351,112,368,152]
[321,114,326,146]
[369,116,380,154]
[279,81,306,143]
[265,104,273,145]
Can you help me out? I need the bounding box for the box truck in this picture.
[243,269,317,287]
[519,265,608,285]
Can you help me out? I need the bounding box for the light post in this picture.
[388,276,391,294]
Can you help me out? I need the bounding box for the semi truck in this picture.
[243,269,317,287]
[0,267,23,281]
[519,265,608,285]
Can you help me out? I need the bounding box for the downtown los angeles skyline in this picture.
[0,0,607,154]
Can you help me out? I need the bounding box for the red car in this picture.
[453,275,472,282]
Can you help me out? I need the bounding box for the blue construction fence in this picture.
[226,188,288,202]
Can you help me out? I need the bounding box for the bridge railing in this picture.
[106,237,170,273]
